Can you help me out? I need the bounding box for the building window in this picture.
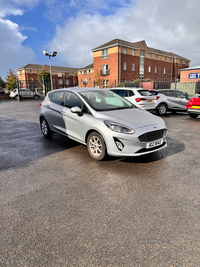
[155,55,158,60]
[20,79,23,84]
[149,53,151,59]
[102,48,108,59]
[20,70,22,75]
[30,78,33,82]
[102,79,108,88]
[89,78,91,82]
[88,70,90,73]
[80,71,82,74]
[140,51,145,77]
[123,63,127,70]
[58,79,63,85]
[170,58,171,63]
[58,72,62,77]
[148,66,151,73]
[169,69,171,75]
[155,67,157,73]
[102,64,109,75]
[164,68,166,74]
[30,70,32,73]
[165,57,167,62]
[65,72,69,78]
[84,70,87,76]
[124,47,127,54]
[123,79,126,82]
[132,49,135,56]
[80,79,82,82]
[179,60,182,67]
[132,64,135,71]
[52,71,54,75]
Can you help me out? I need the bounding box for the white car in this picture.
[108,87,155,111]
[10,88,40,100]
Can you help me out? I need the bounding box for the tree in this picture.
[94,72,103,88]
[38,71,50,83]
[5,70,17,91]
[0,76,6,88]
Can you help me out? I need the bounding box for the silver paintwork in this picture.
[40,87,167,159]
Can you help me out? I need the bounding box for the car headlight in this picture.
[104,121,135,134]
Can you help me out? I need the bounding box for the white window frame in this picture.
[132,64,135,71]
[148,66,151,73]
[164,68,166,74]
[132,49,135,56]
[102,79,108,88]
[123,63,127,70]
[155,55,158,60]
[58,72,62,77]
[102,64,109,75]
[102,49,108,59]
[155,67,157,73]
[30,70,32,74]
[84,70,87,76]
[149,53,151,59]
[124,47,127,54]
[165,57,167,62]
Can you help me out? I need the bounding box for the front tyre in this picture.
[156,103,167,115]
[40,118,53,138]
[87,132,106,160]
[189,113,199,118]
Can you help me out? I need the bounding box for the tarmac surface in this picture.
[0,99,200,267]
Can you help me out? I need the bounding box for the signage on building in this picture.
[188,73,200,79]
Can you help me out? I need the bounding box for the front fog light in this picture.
[113,137,124,151]
[163,129,168,137]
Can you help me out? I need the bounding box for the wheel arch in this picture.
[85,129,107,151]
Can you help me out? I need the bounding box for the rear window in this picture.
[138,90,152,96]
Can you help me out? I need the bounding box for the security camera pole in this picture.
[43,51,57,91]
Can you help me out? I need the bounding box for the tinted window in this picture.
[161,90,176,97]
[138,90,152,96]
[112,89,126,97]
[64,92,82,108]
[129,90,134,97]
[49,91,65,106]
[176,91,187,99]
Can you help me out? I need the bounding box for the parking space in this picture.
[0,100,200,266]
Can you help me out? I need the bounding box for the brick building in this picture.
[78,39,190,88]
[17,64,78,89]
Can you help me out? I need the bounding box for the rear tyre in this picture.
[14,95,18,100]
[189,113,199,118]
[40,118,53,138]
[87,132,106,160]
[156,104,167,115]
[34,95,39,100]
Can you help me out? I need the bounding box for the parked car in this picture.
[108,87,155,111]
[150,89,190,115]
[186,95,200,118]
[0,87,5,94]
[10,88,40,100]
[39,87,167,160]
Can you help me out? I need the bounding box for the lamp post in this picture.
[43,51,57,91]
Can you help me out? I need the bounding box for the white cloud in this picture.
[47,0,200,69]
[0,18,35,80]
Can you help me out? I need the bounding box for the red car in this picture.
[186,94,200,118]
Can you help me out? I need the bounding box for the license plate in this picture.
[147,100,153,103]
[146,139,163,149]
[191,106,200,109]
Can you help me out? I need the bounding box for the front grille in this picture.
[138,129,166,142]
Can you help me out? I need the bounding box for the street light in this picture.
[43,50,57,91]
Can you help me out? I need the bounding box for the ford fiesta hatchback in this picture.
[39,87,167,160]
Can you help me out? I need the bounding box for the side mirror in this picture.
[71,106,83,116]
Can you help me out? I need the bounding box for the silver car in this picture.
[150,89,190,115]
[10,88,40,100]
[39,87,167,160]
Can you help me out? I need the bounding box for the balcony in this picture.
[101,69,109,75]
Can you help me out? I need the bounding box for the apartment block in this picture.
[79,39,190,88]
[17,64,78,89]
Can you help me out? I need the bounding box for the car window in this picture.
[64,92,82,108]
[176,91,187,99]
[111,89,126,97]
[162,90,176,97]
[138,90,152,96]
[49,91,65,106]
[128,90,134,97]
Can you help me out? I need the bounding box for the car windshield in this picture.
[79,90,134,111]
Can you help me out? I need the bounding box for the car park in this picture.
[10,88,40,100]
[150,89,190,115]
[39,87,167,160]
[186,95,200,118]
[108,87,155,111]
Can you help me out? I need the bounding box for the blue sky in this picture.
[1,0,200,80]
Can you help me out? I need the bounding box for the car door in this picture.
[174,91,189,110]
[44,91,66,134]
[161,90,180,109]
[61,92,90,143]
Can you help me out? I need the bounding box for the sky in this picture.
[1,0,200,81]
